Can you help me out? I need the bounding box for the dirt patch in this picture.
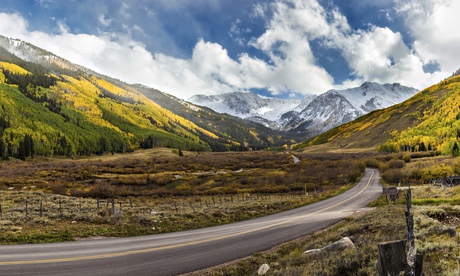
[433,213,460,228]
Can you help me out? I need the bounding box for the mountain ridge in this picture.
[298,74,460,155]
[0,35,292,159]
[188,82,418,138]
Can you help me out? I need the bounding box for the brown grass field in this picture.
[1,148,459,275]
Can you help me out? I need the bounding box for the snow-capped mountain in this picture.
[281,82,418,134]
[189,82,418,136]
[281,91,362,135]
[334,82,418,113]
[188,92,302,121]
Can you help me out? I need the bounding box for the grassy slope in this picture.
[298,76,459,154]
[0,49,294,155]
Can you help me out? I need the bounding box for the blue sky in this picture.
[0,0,458,99]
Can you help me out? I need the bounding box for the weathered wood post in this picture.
[377,240,408,275]
[188,202,196,212]
[377,188,424,276]
[0,203,2,218]
[39,200,43,217]
[174,203,178,214]
[25,200,28,216]
[405,189,424,275]
[111,200,115,214]
[59,199,62,218]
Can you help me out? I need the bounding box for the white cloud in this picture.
[98,14,112,27]
[395,0,460,73]
[0,13,28,38]
[0,0,457,100]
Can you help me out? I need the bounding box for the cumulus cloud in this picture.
[395,0,460,73]
[0,0,457,99]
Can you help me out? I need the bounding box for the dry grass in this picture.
[0,148,365,243]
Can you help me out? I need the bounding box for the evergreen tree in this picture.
[419,141,426,152]
[18,140,26,161]
[0,139,5,160]
[453,142,459,157]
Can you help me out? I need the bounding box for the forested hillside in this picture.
[0,45,288,159]
[301,73,460,156]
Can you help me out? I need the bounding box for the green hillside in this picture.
[299,73,460,156]
[0,46,289,159]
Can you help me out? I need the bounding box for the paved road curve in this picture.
[0,168,382,275]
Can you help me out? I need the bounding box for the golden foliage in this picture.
[0,62,30,75]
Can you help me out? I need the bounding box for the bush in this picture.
[388,159,405,169]
[382,168,404,184]
[402,154,411,163]
[51,183,68,195]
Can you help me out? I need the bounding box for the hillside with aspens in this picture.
[301,72,460,156]
[0,39,290,159]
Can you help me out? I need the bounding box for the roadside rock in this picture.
[303,237,355,256]
[257,263,270,275]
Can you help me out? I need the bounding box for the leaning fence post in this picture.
[59,199,62,218]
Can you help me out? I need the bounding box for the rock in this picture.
[257,263,270,275]
[303,237,355,256]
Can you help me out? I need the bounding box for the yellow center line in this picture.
[0,169,376,266]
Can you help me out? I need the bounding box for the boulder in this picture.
[303,237,354,256]
[257,263,270,275]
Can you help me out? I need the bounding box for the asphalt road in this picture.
[0,168,382,276]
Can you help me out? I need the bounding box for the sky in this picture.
[0,0,458,100]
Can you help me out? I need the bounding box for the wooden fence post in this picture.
[377,240,407,275]
[188,202,196,212]
[377,188,424,276]
[59,199,62,218]
[40,200,43,217]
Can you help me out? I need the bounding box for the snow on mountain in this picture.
[0,35,86,72]
[188,92,302,121]
[281,90,363,134]
[281,82,418,135]
[333,82,418,113]
[189,83,418,137]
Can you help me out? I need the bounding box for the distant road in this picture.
[0,169,382,276]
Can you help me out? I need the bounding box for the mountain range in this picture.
[2,34,457,158]
[299,71,460,155]
[0,35,294,158]
[188,82,418,137]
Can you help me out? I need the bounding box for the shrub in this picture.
[50,183,68,195]
[388,159,405,169]
[382,168,404,184]
[402,154,411,163]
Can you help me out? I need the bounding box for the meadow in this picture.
[0,148,366,243]
[198,150,460,275]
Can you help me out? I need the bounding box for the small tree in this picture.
[453,142,459,157]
